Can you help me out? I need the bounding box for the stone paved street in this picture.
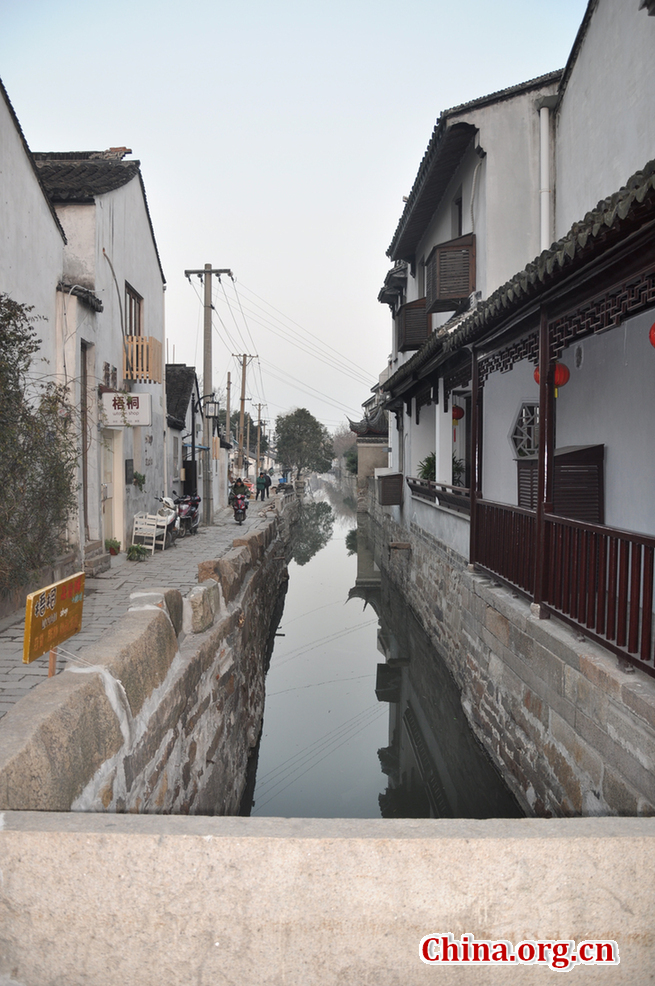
[0,498,276,721]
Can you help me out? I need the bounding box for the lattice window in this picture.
[511,402,539,458]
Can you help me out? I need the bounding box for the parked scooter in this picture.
[155,495,180,548]
[233,492,248,525]
[174,492,201,538]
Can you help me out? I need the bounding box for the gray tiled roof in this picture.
[387,70,563,261]
[384,159,655,394]
[34,153,140,202]
[33,150,166,285]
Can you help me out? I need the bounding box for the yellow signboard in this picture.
[23,572,85,665]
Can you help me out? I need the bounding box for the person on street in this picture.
[264,472,272,498]
[256,472,266,501]
[232,477,248,502]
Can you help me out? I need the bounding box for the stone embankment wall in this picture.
[0,498,298,814]
[365,487,655,818]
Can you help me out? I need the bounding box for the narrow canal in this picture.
[244,485,522,819]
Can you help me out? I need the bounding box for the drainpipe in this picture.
[536,96,558,253]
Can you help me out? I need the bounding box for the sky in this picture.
[1,0,589,433]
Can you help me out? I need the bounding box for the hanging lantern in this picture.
[533,362,570,397]
[452,405,465,425]
[649,322,655,348]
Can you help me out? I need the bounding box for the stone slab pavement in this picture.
[0,498,277,722]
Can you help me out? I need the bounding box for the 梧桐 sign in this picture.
[102,392,152,427]
[23,572,85,665]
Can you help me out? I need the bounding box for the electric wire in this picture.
[266,672,374,698]
[235,281,372,381]
[253,705,387,811]
[272,619,378,670]
[213,292,373,387]
[260,358,362,417]
[255,702,381,788]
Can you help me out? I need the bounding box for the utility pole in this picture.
[233,354,256,472]
[226,371,231,480]
[253,402,265,473]
[246,415,251,477]
[184,264,232,526]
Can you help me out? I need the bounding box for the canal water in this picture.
[245,485,522,820]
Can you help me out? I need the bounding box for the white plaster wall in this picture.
[556,310,655,537]
[556,0,655,235]
[409,401,435,476]
[407,495,470,558]
[0,91,64,370]
[482,357,537,505]
[56,202,96,291]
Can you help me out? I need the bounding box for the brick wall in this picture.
[366,487,655,817]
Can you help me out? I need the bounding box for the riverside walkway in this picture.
[0,499,275,721]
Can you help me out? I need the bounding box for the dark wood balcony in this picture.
[407,477,470,516]
[471,499,655,677]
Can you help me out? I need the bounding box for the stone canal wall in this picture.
[0,499,298,814]
[365,487,655,818]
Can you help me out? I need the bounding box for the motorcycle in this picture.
[174,492,201,538]
[155,495,180,549]
[233,492,248,525]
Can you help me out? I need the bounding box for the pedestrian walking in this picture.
[264,472,272,498]
[256,472,266,501]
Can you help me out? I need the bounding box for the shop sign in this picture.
[101,392,152,427]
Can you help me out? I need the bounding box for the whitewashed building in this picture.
[377,0,655,675]
[0,80,65,369]
[31,149,167,565]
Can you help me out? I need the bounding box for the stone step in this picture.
[84,541,111,577]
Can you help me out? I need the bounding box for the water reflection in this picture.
[247,490,522,819]
[290,500,334,566]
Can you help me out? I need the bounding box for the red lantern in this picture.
[452,405,465,424]
[649,322,655,348]
[533,362,570,394]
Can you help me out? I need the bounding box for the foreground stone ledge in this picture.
[0,814,653,986]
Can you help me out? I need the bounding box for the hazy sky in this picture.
[1,0,588,431]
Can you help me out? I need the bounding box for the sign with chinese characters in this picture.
[101,392,152,427]
[23,572,85,665]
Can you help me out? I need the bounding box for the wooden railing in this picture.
[407,477,470,516]
[543,515,655,671]
[473,499,536,597]
[123,335,162,384]
[470,500,655,676]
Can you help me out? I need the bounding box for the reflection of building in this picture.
[350,524,521,819]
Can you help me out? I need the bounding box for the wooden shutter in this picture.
[516,446,604,523]
[553,446,604,524]
[378,473,404,505]
[397,298,429,352]
[517,459,538,510]
[426,234,476,312]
